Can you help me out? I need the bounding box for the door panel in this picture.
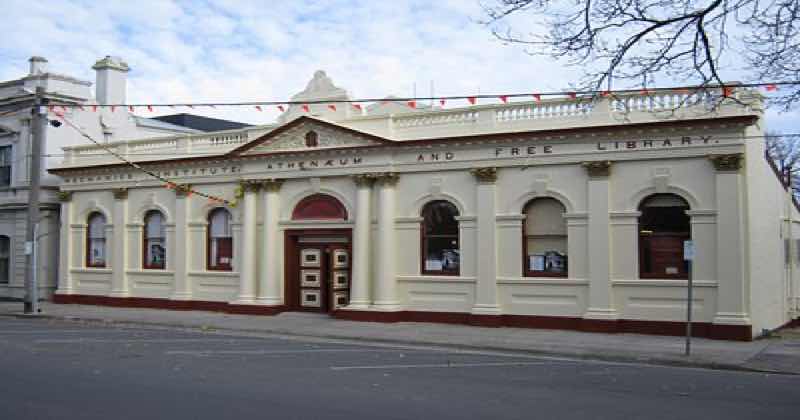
[298,246,326,311]
[288,231,352,313]
[330,247,350,310]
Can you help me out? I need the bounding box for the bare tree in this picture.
[766,131,800,195]
[481,1,800,109]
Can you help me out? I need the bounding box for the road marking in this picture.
[165,349,421,356]
[0,330,113,334]
[35,338,262,344]
[330,361,559,370]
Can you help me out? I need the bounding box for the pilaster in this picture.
[709,154,750,326]
[234,180,260,304]
[56,191,74,295]
[372,172,401,311]
[171,185,192,300]
[582,161,617,321]
[109,188,129,297]
[257,179,284,305]
[348,174,375,309]
[470,167,501,316]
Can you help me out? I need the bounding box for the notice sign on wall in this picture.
[683,240,695,261]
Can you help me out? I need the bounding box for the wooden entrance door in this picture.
[287,231,351,313]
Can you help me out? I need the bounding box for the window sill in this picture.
[70,268,112,274]
[612,279,718,287]
[398,275,476,283]
[125,269,174,276]
[498,277,588,286]
[189,271,240,277]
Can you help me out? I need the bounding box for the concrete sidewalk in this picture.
[2,301,798,374]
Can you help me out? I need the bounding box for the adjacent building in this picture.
[50,71,800,340]
[0,56,205,300]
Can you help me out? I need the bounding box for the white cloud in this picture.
[1,0,795,154]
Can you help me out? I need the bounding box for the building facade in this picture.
[50,72,800,340]
[0,56,202,300]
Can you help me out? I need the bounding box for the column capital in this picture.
[581,160,612,178]
[260,178,284,192]
[57,190,72,202]
[373,172,399,186]
[112,188,128,200]
[239,179,263,192]
[352,173,377,187]
[708,153,743,172]
[174,184,193,198]
[470,167,497,184]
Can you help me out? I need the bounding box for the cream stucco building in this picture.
[50,71,800,340]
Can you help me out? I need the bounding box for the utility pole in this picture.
[24,86,45,314]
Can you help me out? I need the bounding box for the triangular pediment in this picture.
[230,116,392,156]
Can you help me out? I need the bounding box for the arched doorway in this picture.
[286,194,351,313]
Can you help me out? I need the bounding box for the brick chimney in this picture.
[92,56,129,105]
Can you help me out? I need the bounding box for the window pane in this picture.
[146,238,165,267]
[89,238,106,266]
[422,201,459,235]
[0,146,11,165]
[88,213,106,239]
[0,257,8,283]
[525,199,566,235]
[0,236,9,256]
[210,209,231,238]
[524,199,568,274]
[638,194,690,278]
[0,236,8,283]
[424,236,459,272]
[145,212,164,239]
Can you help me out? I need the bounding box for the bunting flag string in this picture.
[40,81,800,112]
[51,110,234,206]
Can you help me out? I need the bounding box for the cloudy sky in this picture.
[1,0,796,136]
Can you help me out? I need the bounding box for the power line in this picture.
[44,81,800,109]
[41,133,800,159]
[52,110,234,206]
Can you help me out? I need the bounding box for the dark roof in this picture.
[152,113,251,132]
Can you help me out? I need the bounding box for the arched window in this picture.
[421,200,460,275]
[523,198,568,277]
[0,235,9,283]
[87,212,107,268]
[143,210,166,269]
[207,208,233,271]
[638,194,690,279]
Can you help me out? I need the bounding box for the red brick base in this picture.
[334,309,754,341]
[53,294,285,316]
[53,294,753,341]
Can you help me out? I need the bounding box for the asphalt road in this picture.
[0,317,798,420]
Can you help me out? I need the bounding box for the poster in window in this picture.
[441,249,459,270]
[530,254,545,271]
[425,259,443,271]
[545,251,566,273]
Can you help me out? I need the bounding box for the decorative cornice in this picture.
[581,160,612,177]
[174,184,193,198]
[372,172,399,186]
[260,178,284,192]
[470,167,497,184]
[708,153,743,172]
[112,188,128,200]
[57,190,72,202]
